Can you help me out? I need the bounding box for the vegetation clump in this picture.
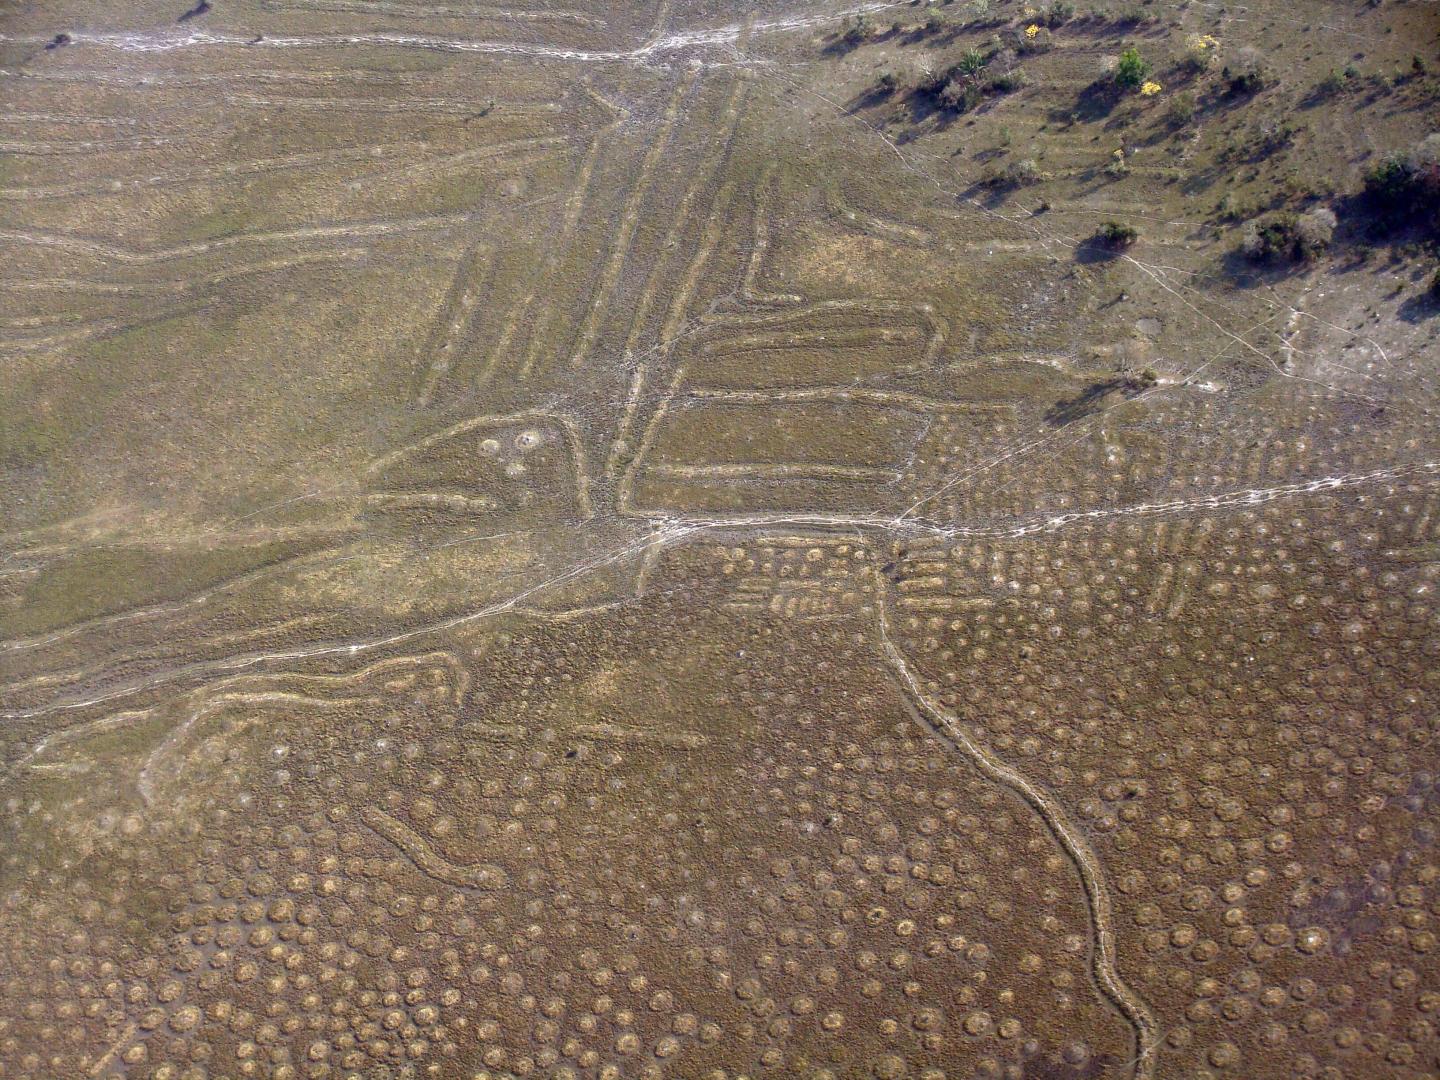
[1224,47,1269,95]
[988,67,1031,94]
[919,45,1032,114]
[982,157,1046,189]
[1003,158,1043,186]
[1010,23,1053,54]
[1361,135,1440,237]
[1182,34,1220,74]
[1095,221,1139,249]
[839,13,872,48]
[1113,46,1151,91]
[1166,91,1197,128]
[1313,66,1356,100]
[1239,208,1336,263]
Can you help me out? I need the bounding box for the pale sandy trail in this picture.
[5,460,1437,723]
[0,2,906,61]
[876,586,1161,1080]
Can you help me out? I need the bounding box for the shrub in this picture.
[1240,218,1287,262]
[988,68,1031,93]
[1096,221,1138,248]
[1015,24,1053,53]
[1117,5,1155,26]
[1005,158,1043,185]
[1366,153,1418,204]
[840,12,871,46]
[1250,121,1297,158]
[983,158,1046,189]
[1166,91,1197,127]
[1182,34,1220,74]
[1225,47,1268,95]
[1047,0,1075,25]
[957,48,990,76]
[1362,135,1440,235]
[938,78,983,112]
[1295,207,1337,251]
[921,49,1010,113]
[1114,47,1150,91]
[1240,209,1334,263]
[1315,68,1352,98]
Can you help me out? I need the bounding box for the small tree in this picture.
[1114,46,1150,90]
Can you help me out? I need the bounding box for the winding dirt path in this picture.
[874,585,1161,1080]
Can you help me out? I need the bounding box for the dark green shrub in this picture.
[1366,153,1421,204]
[1362,137,1440,235]
[1096,221,1138,248]
[957,48,989,76]
[1114,47,1150,90]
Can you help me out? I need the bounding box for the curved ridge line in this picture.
[874,586,1159,1080]
[361,806,509,889]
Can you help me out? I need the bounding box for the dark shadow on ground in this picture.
[1399,290,1440,323]
[1044,376,1150,426]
